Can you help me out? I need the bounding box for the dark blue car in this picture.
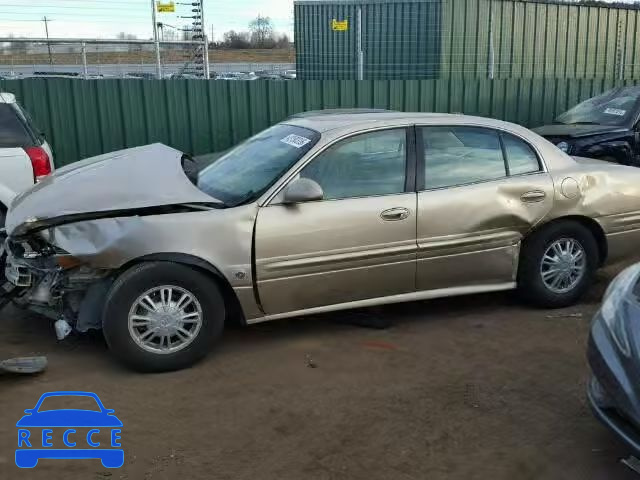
[16,391,123,468]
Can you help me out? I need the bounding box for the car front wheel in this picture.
[103,262,225,372]
[517,221,599,308]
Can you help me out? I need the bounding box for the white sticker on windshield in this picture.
[280,134,311,148]
[604,107,626,116]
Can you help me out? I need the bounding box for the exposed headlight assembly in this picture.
[600,264,640,357]
[556,141,570,153]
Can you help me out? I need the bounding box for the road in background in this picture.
[0,63,295,77]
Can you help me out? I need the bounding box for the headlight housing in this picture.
[556,141,570,153]
[600,264,640,356]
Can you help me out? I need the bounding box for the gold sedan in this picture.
[5,111,640,371]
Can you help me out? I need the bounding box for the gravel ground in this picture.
[0,260,638,480]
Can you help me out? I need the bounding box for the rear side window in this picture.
[13,103,43,142]
[501,133,541,175]
[421,126,506,189]
[0,104,35,148]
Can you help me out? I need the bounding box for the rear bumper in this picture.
[605,229,640,264]
[15,448,124,468]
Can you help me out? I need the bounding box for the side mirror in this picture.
[282,178,324,204]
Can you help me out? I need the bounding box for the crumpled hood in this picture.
[6,143,216,235]
[532,123,628,138]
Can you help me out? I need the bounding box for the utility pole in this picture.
[199,0,209,78]
[42,16,53,65]
[150,0,162,78]
[356,8,363,80]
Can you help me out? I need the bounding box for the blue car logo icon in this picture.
[16,391,123,468]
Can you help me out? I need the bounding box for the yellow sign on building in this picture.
[331,19,348,31]
[157,1,175,13]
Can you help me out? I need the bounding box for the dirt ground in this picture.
[0,261,639,480]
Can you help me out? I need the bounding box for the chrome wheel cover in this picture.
[540,238,586,294]
[128,285,203,354]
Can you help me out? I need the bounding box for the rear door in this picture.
[415,125,554,291]
[255,127,418,315]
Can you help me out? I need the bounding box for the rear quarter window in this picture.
[0,104,36,148]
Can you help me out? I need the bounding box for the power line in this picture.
[0,10,150,18]
[0,3,145,9]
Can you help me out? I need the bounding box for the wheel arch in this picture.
[525,215,608,266]
[117,253,246,327]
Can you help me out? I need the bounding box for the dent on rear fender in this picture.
[48,205,259,289]
[548,168,640,233]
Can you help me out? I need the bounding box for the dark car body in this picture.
[533,87,640,166]
[587,264,640,455]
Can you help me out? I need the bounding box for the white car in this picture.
[0,92,54,226]
[281,70,296,80]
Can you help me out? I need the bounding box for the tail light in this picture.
[23,146,52,182]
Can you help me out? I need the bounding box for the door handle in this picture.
[520,190,546,203]
[380,207,410,221]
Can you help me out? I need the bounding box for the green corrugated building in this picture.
[294,0,640,80]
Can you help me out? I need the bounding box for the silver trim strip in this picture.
[248,282,517,324]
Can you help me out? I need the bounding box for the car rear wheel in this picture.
[103,262,224,372]
[517,221,599,308]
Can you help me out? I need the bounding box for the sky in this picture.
[0,0,294,41]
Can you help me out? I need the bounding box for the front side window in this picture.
[421,126,506,189]
[300,129,407,200]
[197,124,320,206]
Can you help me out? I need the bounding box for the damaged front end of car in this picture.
[3,221,114,339]
[2,200,222,340]
[0,143,228,341]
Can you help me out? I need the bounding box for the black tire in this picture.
[102,262,225,372]
[517,221,599,308]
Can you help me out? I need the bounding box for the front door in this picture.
[415,125,554,291]
[255,128,417,315]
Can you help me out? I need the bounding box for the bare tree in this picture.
[249,15,275,48]
[222,30,251,49]
[275,33,291,49]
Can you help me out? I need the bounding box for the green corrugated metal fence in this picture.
[1,78,639,166]
[295,0,442,80]
[295,0,640,80]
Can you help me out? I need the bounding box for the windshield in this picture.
[555,87,640,126]
[37,395,101,412]
[198,124,320,206]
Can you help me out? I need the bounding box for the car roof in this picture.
[0,92,17,104]
[283,110,524,134]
